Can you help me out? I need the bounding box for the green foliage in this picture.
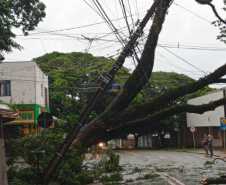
[0,100,17,111]
[8,178,29,185]
[0,0,46,53]
[34,52,130,131]
[6,132,125,184]
[155,167,165,172]
[136,173,158,180]
[100,172,123,182]
[212,1,226,44]
[6,128,89,185]
[130,72,214,136]
[132,167,142,173]
[125,178,134,183]
[102,148,123,172]
[204,161,215,166]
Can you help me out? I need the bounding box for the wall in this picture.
[0,61,48,107]
[178,127,223,147]
[187,90,225,127]
[35,64,49,108]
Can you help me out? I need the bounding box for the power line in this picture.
[173,2,211,23]
[158,44,208,75]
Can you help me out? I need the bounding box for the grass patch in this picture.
[204,161,215,166]
[155,167,165,172]
[132,167,142,173]
[100,172,123,182]
[125,179,134,183]
[136,173,159,180]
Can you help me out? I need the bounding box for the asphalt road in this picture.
[89,149,226,185]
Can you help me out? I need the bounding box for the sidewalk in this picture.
[187,148,226,157]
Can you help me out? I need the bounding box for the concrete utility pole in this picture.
[42,0,161,183]
[0,118,8,185]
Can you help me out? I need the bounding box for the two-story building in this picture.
[0,61,49,136]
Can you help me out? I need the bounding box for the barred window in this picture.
[0,81,11,96]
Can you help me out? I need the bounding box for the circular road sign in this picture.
[206,117,212,124]
[37,112,53,128]
[190,126,197,133]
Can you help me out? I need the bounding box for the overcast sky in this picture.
[4,0,226,87]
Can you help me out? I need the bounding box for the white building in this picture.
[0,61,49,107]
[187,88,226,147]
[0,61,49,135]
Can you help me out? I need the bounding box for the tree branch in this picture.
[215,78,226,83]
[195,0,226,25]
[109,62,226,126]
[207,2,226,25]
[106,0,173,112]
[76,61,226,147]
[109,97,226,137]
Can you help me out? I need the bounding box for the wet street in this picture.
[89,149,226,185]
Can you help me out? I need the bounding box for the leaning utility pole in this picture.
[41,0,161,183]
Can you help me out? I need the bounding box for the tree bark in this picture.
[0,119,8,185]
[106,0,172,112]
[79,61,226,147]
[134,134,139,149]
[75,0,172,147]
[201,177,226,184]
[75,0,226,148]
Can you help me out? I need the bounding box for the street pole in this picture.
[0,118,8,185]
[193,132,196,151]
[44,112,47,161]
[209,126,210,135]
[41,1,161,183]
[224,130,225,152]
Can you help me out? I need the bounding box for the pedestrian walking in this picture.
[202,134,208,157]
[207,134,213,157]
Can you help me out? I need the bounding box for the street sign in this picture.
[190,126,196,133]
[37,112,53,128]
[206,116,212,125]
[220,117,226,130]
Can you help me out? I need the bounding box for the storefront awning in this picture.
[0,104,19,123]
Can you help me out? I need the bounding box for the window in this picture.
[0,81,11,96]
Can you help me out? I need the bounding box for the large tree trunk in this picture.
[133,134,139,149]
[75,0,226,148]
[75,0,172,147]
[201,176,226,184]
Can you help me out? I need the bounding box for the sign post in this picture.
[206,117,212,134]
[224,130,225,152]
[37,112,53,163]
[190,126,197,151]
[220,117,226,152]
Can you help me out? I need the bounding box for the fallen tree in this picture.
[76,61,226,147]
[42,0,226,182]
[201,175,226,184]
[74,0,226,146]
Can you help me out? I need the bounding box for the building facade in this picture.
[0,61,49,135]
[187,88,226,147]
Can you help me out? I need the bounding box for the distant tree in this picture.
[0,0,46,53]
[34,52,130,131]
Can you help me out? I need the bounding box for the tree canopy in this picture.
[34,52,130,131]
[0,0,46,53]
[31,0,226,182]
